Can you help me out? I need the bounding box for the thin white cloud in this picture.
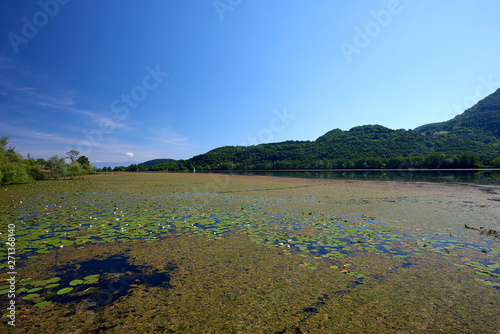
[7,86,38,92]
[0,57,15,70]
[10,88,75,109]
[10,88,128,130]
[0,123,81,145]
[0,58,196,162]
[0,58,127,129]
[139,124,200,160]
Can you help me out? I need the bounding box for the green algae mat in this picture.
[1,173,499,333]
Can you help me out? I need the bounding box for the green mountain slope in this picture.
[415,88,500,137]
[147,88,500,170]
[187,124,498,170]
[139,158,177,168]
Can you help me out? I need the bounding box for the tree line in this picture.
[101,152,500,173]
[0,137,96,185]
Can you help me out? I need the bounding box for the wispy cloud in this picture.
[0,61,133,160]
[0,57,192,162]
[0,56,15,70]
[142,124,199,160]
[7,86,38,92]
[7,85,128,130]
[0,123,81,146]
[10,89,75,109]
[0,58,132,136]
[156,136,193,146]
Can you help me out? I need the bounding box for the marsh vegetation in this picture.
[1,173,499,333]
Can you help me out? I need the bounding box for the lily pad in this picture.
[70,279,84,286]
[393,255,408,259]
[31,280,48,286]
[34,296,46,303]
[347,272,365,278]
[34,300,52,308]
[84,278,99,284]
[22,293,40,300]
[482,281,500,287]
[46,277,61,284]
[27,287,43,293]
[57,287,74,295]
[45,283,60,289]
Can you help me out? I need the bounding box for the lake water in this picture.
[3,173,499,333]
[213,169,500,185]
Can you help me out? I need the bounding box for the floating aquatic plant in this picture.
[34,300,52,308]
[57,287,73,295]
[69,279,84,286]
[22,293,40,300]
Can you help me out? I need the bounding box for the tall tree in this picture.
[66,150,80,163]
[68,162,82,179]
[76,155,90,166]
[0,137,34,184]
[47,155,67,177]
[0,136,8,148]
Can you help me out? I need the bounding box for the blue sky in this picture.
[1,0,500,164]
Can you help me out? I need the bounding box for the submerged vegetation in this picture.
[1,173,499,332]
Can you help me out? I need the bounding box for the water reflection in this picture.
[215,170,500,185]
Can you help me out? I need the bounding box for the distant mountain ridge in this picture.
[140,88,500,170]
[415,88,500,137]
[93,161,140,169]
[139,158,177,168]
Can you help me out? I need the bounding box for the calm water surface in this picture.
[213,169,500,185]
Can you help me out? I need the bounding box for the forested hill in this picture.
[139,158,177,168]
[185,124,498,170]
[415,88,500,137]
[181,89,500,170]
[130,89,500,172]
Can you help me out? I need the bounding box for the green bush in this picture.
[491,157,500,167]
[1,163,32,185]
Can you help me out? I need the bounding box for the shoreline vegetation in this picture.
[3,133,499,185]
[0,138,96,185]
[3,89,500,184]
[203,167,500,172]
[108,152,500,173]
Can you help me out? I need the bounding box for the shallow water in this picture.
[1,173,499,333]
[216,169,500,185]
